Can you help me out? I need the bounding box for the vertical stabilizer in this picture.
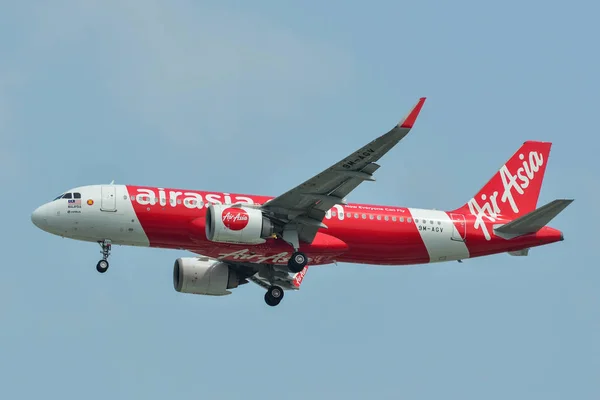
[452,141,552,220]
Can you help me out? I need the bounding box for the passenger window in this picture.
[377,215,382,220]
[384,216,389,221]
[62,193,72,199]
[362,214,366,219]
[408,218,412,223]
[392,216,397,221]
[354,213,359,218]
[369,215,374,220]
[340,212,344,217]
[332,212,337,217]
[400,217,404,222]
[73,193,81,199]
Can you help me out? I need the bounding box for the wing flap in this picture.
[227,260,308,291]
[247,267,308,291]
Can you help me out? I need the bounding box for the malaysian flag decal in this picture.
[68,199,81,208]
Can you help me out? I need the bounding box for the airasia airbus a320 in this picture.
[31,98,573,306]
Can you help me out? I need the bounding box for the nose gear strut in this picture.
[96,239,111,273]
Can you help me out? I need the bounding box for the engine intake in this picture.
[205,204,274,244]
[173,257,242,296]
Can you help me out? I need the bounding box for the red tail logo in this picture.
[453,141,552,240]
[222,208,249,231]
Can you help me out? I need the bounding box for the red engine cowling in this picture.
[205,204,275,244]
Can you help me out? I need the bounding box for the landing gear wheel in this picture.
[96,240,112,273]
[264,285,284,307]
[96,260,109,273]
[287,251,307,273]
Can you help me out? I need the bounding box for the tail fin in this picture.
[452,141,552,220]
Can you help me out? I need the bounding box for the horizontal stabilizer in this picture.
[494,199,573,239]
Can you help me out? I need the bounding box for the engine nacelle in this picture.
[173,257,241,296]
[205,204,274,244]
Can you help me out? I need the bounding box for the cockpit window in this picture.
[52,192,81,200]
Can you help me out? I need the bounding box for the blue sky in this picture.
[1,0,599,398]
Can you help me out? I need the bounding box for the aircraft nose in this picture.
[31,204,49,229]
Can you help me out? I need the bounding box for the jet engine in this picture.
[205,204,275,244]
[173,257,243,296]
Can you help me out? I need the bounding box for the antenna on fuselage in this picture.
[109,180,115,185]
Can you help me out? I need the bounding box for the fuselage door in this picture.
[449,213,466,241]
[101,186,117,212]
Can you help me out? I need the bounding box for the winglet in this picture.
[292,266,308,289]
[399,97,426,128]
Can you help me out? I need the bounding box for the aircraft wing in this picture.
[261,97,426,244]
[226,261,309,291]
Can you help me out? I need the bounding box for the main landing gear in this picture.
[265,248,306,306]
[287,251,307,273]
[264,285,284,307]
[282,226,308,274]
[96,239,111,273]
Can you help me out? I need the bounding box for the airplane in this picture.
[30,97,573,306]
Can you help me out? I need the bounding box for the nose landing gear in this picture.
[96,240,111,273]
